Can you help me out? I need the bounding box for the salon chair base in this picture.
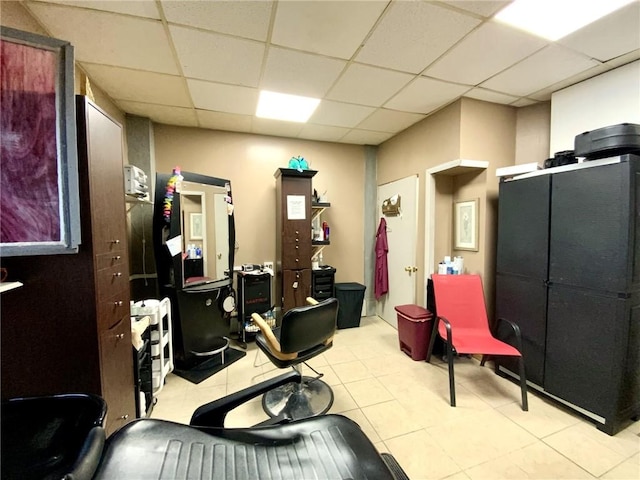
[95,414,406,480]
[262,375,334,420]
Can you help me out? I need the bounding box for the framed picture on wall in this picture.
[0,26,80,256]
[190,213,203,240]
[454,199,479,251]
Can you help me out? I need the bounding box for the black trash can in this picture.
[335,282,366,329]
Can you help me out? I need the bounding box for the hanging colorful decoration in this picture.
[163,166,183,223]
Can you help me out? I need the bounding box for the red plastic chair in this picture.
[426,274,528,411]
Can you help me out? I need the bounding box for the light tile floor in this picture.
[151,315,640,480]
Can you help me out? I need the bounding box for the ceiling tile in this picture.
[511,98,538,107]
[558,2,640,62]
[298,124,351,143]
[480,44,601,97]
[161,0,272,41]
[116,100,197,127]
[339,129,394,145]
[357,109,426,133]
[526,64,607,101]
[355,1,480,73]
[251,118,304,138]
[170,25,264,87]
[425,21,547,86]
[196,110,253,133]
[32,0,160,19]
[385,77,470,114]
[261,47,346,97]
[326,64,414,107]
[309,100,376,128]
[26,3,179,74]
[463,88,519,105]
[81,63,191,107]
[439,1,510,18]
[271,1,387,59]
[187,79,258,115]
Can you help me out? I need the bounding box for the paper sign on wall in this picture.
[287,195,306,220]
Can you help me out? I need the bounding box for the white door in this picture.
[376,175,418,328]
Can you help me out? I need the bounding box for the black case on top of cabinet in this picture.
[312,267,336,301]
[495,154,640,435]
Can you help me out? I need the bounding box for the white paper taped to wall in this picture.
[287,195,306,220]
[166,235,182,256]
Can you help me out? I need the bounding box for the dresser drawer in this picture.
[100,317,136,435]
[96,251,126,271]
[96,264,129,302]
[99,289,130,330]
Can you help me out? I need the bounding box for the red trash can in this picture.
[394,304,433,361]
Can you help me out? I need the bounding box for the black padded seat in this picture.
[255,326,328,368]
[95,414,398,480]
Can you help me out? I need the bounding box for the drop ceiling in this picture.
[20,0,640,145]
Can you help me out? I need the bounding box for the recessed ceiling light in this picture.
[494,0,635,41]
[256,90,321,123]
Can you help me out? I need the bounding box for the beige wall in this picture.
[459,98,517,317]
[376,102,462,305]
[153,125,366,284]
[515,102,551,165]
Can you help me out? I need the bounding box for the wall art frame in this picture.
[454,198,479,251]
[0,26,80,256]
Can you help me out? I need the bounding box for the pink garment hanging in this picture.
[375,217,389,300]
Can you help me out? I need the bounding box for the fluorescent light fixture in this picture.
[494,0,635,41]
[256,90,321,123]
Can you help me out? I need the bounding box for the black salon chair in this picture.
[2,372,409,480]
[252,297,337,420]
[1,393,107,480]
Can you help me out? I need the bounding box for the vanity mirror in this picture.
[153,171,235,291]
[152,170,236,369]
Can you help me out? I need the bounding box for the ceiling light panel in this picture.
[261,47,347,98]
[256,91,321,123]
[356,1,480,73]
[494,0,636,41]
[188,80,259,115]
[170,25,264,87]
[271,1,388,59]
[162,0,272,41]
[425,21,547,86]
[26,3,178,74]
[327,64,413,107]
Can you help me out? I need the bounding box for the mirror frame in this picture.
[153,171,235,291]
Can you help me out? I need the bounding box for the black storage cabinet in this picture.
[335,283,366,329]
[312,267,336,301]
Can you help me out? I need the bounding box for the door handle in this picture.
[404,266,412,272]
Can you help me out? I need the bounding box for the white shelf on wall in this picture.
[0,281,23,293]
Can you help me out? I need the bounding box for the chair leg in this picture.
[426,317,439,363]
[480,354,489,366]
[518,356,528,411]
[447,343,456,407]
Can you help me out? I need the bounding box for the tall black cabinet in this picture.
[496,154,640,435]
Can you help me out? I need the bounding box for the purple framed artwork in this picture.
[0,26,80,256]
